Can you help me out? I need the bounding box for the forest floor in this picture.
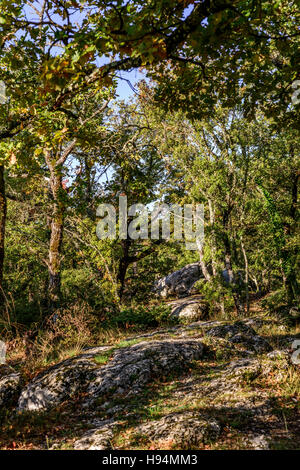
[0,299,299,450]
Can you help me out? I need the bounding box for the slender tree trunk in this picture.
[196,239,211,282]
[223,210,244,316]
[282,253,299,306]
[48,168,64,311]
[84,156,95,219]
[257,179,299,305]
[133,258,138,276]
[208,199,217,276]
[117,238,131,300]
[224,249,244,315]
[0,165,7,304]
[241,237,249,314]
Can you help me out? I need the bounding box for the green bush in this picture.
[195,277,234,313]
[261,289,288,313]
[110,303,176,328]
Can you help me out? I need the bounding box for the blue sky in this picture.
[115,69,143,101]
[23,1,143,102]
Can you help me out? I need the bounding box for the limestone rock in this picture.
[84,339,205,407]
[18,339,205,412]
[266,350,289,360]
[245,434,269,450]
[205,321,272,354]
[223,358,262,381]
[73,419,117,450]
[168,296,208,323]
[154,263,202,298]
[134,412,220,447]
[18,346,110,411]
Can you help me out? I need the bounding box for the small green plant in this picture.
[93,338,147,366]
[94,351,113,365]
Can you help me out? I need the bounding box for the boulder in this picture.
[168,295,208,323]
[18,346,111,412]
[205,321,272,354]
[84,338,205,408]
[154,263,202,298]
[18,339,205,412]
[73,419,117,450]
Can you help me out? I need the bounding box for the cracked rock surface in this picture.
[133,412,220,447]
[18,346,110,411]
[18,339,204,411]
[205,321,272,354]
[73,419,117,450]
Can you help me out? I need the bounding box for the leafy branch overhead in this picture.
[0,0,299,131]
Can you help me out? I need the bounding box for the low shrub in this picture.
[110,304,176,328]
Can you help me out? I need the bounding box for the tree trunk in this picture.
[240,237,249,314]
[84,156,95,219]
[257,179,299,305]
[0,165,7,304]
[222,210,244,316]
[196,239,211,281]
[282,252,299,306]
[117,238,131,300]
[48,168,64,311]
[208,199,217,276]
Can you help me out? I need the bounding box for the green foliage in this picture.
[261,289,291,314]
[196,278,235,313]
[110,303,175,328]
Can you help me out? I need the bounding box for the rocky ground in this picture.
[0,305,299,450]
